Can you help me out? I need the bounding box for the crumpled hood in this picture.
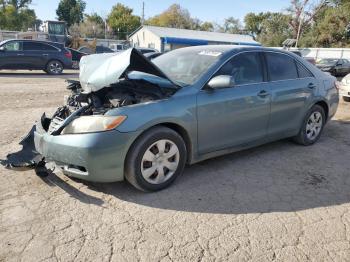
[79,48,169,93]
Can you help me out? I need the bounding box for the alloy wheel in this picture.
[49,62,63,74]
[141,139,180,184]
[306,111,323,141]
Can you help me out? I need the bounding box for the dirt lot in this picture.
[0,70,350,262]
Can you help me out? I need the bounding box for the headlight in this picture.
[62,115,127,134]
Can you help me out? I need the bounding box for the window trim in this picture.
[263,51,315,82]
[202,50,267,90]
[295,60,315,79]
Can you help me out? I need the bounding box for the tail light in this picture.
[64,50,72,59]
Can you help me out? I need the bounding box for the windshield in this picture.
[318,58,338,65]
[152,48,223,86]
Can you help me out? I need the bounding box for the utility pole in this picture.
[142,2,145,25]
[295,6,305,48]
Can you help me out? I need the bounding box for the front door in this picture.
[0,41,24,69]
[197,52,271,154]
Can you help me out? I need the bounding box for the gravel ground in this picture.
[0,70,350,262]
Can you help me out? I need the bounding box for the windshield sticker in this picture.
[198,51,222,57]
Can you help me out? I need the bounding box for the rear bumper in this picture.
[34,117,141,182]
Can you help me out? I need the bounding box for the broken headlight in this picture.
[61,115,127,134]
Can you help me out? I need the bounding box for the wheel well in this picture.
[315,101,329,120]
[157,123,192,163]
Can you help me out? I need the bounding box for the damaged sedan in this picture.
[4,46,339,191]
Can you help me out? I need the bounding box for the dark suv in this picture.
[0,39,73,75]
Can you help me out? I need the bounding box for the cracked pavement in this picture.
[1,71,350,261]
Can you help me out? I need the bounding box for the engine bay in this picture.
[51,77,177,123]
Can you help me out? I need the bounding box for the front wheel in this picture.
[343,96,350,102]
[46,60,63,75]
[293,105,326,146]
[125,127,187,192]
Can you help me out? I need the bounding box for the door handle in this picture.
[257,90,270,98]
[42,54,49,56]
[307,83,316,89]
[17,54,24,56]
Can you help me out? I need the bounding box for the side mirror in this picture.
[0,46,5,52]
[337,61,343,66]
[207,75,235,90]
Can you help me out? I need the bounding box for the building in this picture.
[129,25,261,52]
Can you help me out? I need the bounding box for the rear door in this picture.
[264,52,316,137]
[23,42,58,69]
[0,41,24,69]
[197,52,271,154]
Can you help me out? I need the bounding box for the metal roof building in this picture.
[129,25,261,52]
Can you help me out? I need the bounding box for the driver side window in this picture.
[215,52,264,85]
[4,41,22,51]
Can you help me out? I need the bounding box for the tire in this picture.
[293,105,326,146]
[125,126,187,192]
[46,60,64,75]
[343,96,350,102]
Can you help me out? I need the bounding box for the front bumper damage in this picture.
[2,113,140,183]
[1,125,43,171]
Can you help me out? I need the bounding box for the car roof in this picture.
[0,39,64,47]
[167,45,297,56]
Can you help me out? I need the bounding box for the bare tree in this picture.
[288,0,328,43]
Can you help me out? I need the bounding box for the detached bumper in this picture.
[34,117,140,183]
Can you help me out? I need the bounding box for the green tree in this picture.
[257,12,293,46]
[222,17,243,34]
[0,0,37,31]
[56,0,86,27]
[85,12,104,25]
[107,3,141,39]
[244,12,270,37]
[146,4,193,29]
[200,21,214,32]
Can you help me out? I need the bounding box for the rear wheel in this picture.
[293,105,325,145]
[46,60,63,75]
[343,96,350,102]
[125,127,187,192]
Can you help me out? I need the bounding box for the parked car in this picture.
[11,46,339,192]
[316,58,350,76]
[78,45,114,54]
[67,48,88,69]
[0,39,72,75]
[339,74,350,102]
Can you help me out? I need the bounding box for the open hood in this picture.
[79,48,171,93]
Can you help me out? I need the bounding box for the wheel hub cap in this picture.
[141,139,180,185]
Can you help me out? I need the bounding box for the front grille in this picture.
[48,116,64,134]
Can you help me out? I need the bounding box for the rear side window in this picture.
[216,52,264,85]
[266,52,298,81]
[23,42,58,51]
[296,62,313,78]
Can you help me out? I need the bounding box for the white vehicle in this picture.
[339,74,350,102]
